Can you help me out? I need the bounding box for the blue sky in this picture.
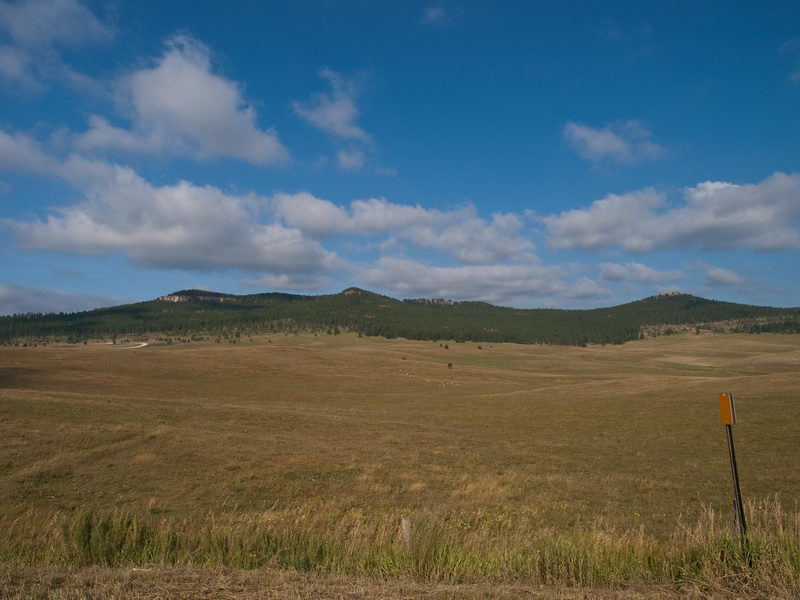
[1,0,799,314]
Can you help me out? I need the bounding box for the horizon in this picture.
[1,1,799,315]
[3,285,798,318]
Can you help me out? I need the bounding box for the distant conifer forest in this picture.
[2,288,799,347]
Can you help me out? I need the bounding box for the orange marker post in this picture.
[719,392,748,545]
[719,392,736,425]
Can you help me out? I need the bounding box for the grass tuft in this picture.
[1,498,798,595]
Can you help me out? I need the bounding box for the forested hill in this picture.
[2,288,799,346]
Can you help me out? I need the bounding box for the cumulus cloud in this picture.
[0,282,119,315]
[0,0,112,88]
[273,193,448,237]
[360,257,608,305]
[272,191,353,236]
[3,140,544,299]
[272,193,534,264]
[6,155,336,275]
[0,128,60,173]
[73,115,162,155]
[403,212,534,264]
[544,172,800,252]
[703,265,745,287]
[568,277,612,300]
[599,261,683,283]
[562,120,666,165]
[0,0,111,47]
[75,35,288,165]
[544,188,664,251]
[292,68,387,173]
[293,68,371,143]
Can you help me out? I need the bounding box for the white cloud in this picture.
[599,261,683,283]
[292,68,371,143]
[241,272,330,291]
[73,115,163,154]
[0,0,111,47]
[337,147,365,171]
[272,193,534,264]
[0,44,36,87]
[272,193,444,237]
[0,0,112,88]
[346,197,449,234]
[1,134,543,298]
[544,188,664,251]
[272,192,350,236]
[0,128,60,173]
[568,277,612,300]
[0,282,119,315]
[6,155,336,275]
[403,212,534,264]
[75,35,288,165]
[359,257,608,305]
[544,172,800,252]
[378,236,402,252]
[562,120,666,165]
[703,265,745,287]
[292,68,381,172]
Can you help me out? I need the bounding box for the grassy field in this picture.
[1,332,799,597]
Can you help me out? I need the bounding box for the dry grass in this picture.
[0,564,696,600]
[1,498,798,593]
[1,332,799,596]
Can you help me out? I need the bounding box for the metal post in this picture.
[719,391,749,563]
[725,423,748,542]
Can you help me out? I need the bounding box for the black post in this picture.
[725,423,748,542]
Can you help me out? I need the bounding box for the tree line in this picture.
[1,288,798,347]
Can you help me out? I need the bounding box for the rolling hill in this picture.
[1,288,799,346]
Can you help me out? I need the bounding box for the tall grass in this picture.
[1,498,798,594]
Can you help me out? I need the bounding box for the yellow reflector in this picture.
[719,392,736,425]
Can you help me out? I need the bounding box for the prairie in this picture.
[1,332,799,598]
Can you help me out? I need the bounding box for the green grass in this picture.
[2,499,798,593]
